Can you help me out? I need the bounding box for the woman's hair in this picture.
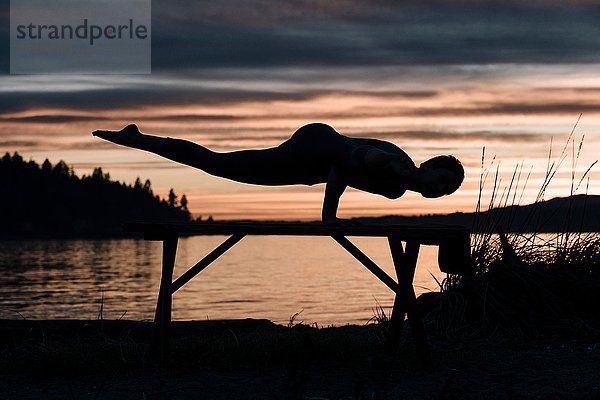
[421,155,464,191]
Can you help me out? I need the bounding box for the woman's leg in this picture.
[92,124,218,170]
[92,124,290,184]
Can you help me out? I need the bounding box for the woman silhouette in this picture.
[93,123,464,224]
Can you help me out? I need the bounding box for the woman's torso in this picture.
[278,124,415,196]
[340,137,414,197]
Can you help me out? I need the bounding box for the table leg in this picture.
[153,234,178,364]
[386,238,431,365]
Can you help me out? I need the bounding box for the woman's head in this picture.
[418,155,464,198]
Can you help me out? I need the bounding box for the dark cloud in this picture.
[347,130,543,142]
[536,87,600,93]
[2,1,599,73]
[0,140,38,148]
[0,86,320,113]
[144,114,238,121]
[0,87,439,114]
[0,115,110,123]
[480,103,600,115]
[0,0,8,73]
[0,79,598,119]
[409,102,600,116]
[363,90,439,98]
[0,114,239,123]
[1,1,599,118]
[150,0,600,70]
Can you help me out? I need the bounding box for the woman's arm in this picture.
[322,167,348,224]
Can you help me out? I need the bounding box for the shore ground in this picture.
[1,318,599,399]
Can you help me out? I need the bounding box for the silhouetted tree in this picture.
[180,194,189,212]
[53,160,70,176]
[143,179,152,193]
[91,167,109,181]
[11,152,24,164]
[42,159,52,172]
[168,188,178,208]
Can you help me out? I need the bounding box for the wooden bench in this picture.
[124,221,471,365]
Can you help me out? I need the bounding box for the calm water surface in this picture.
[0,236,446,325]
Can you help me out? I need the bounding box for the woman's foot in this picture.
[92,124,143,147]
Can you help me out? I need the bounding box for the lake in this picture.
[0,236,447,326]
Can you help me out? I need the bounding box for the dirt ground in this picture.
[1,319,599,399]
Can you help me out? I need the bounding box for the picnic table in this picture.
[124,221,471,365]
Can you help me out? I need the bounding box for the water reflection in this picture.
[0,236,445,325]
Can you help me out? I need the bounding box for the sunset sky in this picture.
[2,0,600,220]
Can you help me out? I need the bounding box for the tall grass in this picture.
[437,116,600,336]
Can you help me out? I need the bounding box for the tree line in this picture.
[0,152,195,239]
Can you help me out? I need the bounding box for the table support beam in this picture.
[331,235,399,293]
[171,234,245,294]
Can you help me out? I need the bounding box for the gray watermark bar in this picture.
[10,0,151,74]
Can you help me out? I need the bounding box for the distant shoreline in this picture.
[4,193,600,241]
